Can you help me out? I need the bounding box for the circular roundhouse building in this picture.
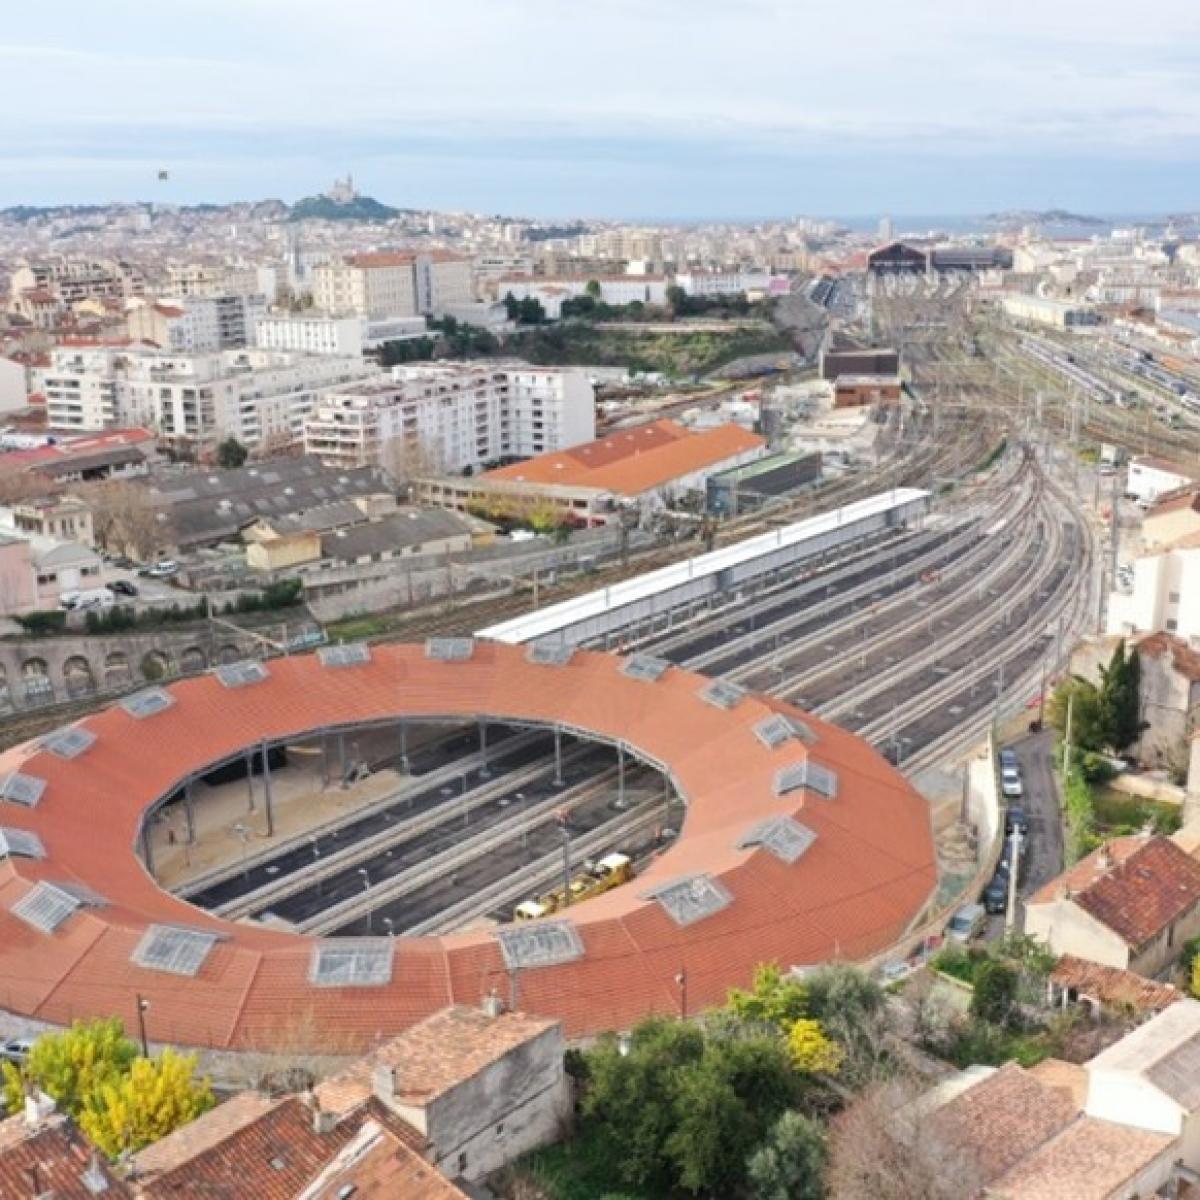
[0,641,936,1051]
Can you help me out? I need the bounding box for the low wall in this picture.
[1110,773,1187,806]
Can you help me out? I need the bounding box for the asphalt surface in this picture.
[187,725,531,908]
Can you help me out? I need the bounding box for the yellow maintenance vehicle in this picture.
[514,853,633,921]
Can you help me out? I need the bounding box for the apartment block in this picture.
[127,294,267,352]
[314,252,475,318]
[8,259,146,309]
[254,314,428,357]
[497,275,668,318]
[38,346,376,450]
[304,362,595,473]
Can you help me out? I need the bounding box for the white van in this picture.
[61,586,116,611]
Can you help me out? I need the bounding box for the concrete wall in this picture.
[1024,898,1131,970]
[1130,901,1200,979]
[423,1024,569,1182]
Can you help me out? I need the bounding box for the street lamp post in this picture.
[135,994,150,1058]
[675,967,688,1021]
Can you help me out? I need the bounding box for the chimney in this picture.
[24,1089,55,1129]
[1098,843,1112,871]
[482,989,505,1019]
[80,1150,110,1193]
[372,1062,395,1105]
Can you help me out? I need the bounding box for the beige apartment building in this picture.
[313,252,474,318]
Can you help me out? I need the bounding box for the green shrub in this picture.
[14,610,67,636]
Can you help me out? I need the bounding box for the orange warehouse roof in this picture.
[0,643,935,1051]
[485,419,766,497]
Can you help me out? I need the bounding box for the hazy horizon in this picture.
[3,0,1198,215]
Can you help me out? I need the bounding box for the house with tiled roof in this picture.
[1143,483,1200,550]
[129,1089,435,1198]
[1025,834,1200,978]
[0,1101,129,1198]
[315,1004,569,1183]
[1047,954,1181,1018]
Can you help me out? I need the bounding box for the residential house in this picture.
[6,495,95,546]
[315,1004,570,1183]
[1142,484,1200,551]
[0,534,38,614]
[0,1102,130,1198]
[129,1089,455,1199]
[317,508,478,568]
[1024,834,1200,978]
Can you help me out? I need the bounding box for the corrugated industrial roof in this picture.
[0,643,935,1051]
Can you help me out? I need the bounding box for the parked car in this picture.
[999,748,1018,770]
[1001,770,1023,799]
[983,875,1009,915]
[946,903,987,943]
[109,579,138,597]
[60,587,115,611]
[142,559,179,578]
[1006,806,1029,836]
[0,1036,34,1065]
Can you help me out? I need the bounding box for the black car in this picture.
[110,580,138,597]
[1005,806,1029,836]
[983,875,1009,914]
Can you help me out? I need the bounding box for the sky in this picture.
[2,0,1199,218]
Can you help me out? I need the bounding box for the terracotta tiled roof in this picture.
[486,419,765,496]
[316,1006,558,1112]
[346,252,417,268]
[1030,835,1200,949]
[987,1116,1175,1199]
[924,1063,1078,1186]
[1027,1059,1089,1110]
[1050,955,1181,1015]
[0,1112,130,1198]
[1136,631,1200,683]
[0,643,936,1051]
[133,1093,421,1199]
[300,1119,468,1199]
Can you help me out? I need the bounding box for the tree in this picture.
[971,959,1019,1026]
[786,1019,844,1075]
[215,437,248,469]
[826,1075,983,1200]
[2,1018,137,1117]
[724,962,810,1030]
[746,1110,827,1200]
[802,965,886,1083]
[585,279,602,299]
[1098,639,1143,752]
[77,480,173,561]
[1047,676,1106,753]
[79,1049,215,1158]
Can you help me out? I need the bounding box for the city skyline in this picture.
[2,0,1198,215]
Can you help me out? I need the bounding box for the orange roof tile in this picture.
[486,419,765,497]
[1029,835,1200,948]
[1049,955,1181,1015]
[0,644,935,1050]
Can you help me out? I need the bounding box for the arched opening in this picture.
[218,644,241,665]
[180,646,207,675]
[62,655,97,699]
[21,657,53,705]
[104,651,132,689]
[141,650,173,682]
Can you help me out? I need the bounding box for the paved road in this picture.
[984,728,1063,939]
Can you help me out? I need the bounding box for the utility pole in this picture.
[1005,825,1023,930]
[1063,691,1074,777]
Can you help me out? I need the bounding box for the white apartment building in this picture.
[674,270,771,297]
[38,346,376,450]
[1126,456,1198,506]
[254,314,430,357]
[127,294,267,352]
[1108,542,1200,643]
[255,314,368,357]
[313,252,475,319]
[8,259,146,308]
[498,276,668,318]
[304,363,595,473]
[165,263,274,298]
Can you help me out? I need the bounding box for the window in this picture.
[496,1123,505,1139]
[1168,592,1180,604]
[457,1153,468,1175]
[1167,619,1179,632]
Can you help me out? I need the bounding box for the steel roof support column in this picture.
[261,740,274,839]
[245,749,255,811]
[183,778,195,845]
[338,733,347,787]
[320,730,330,789]
[141,823,155,878]
[478,719,490,778]
[399,720,409,774]
[618,741,626,807]
[553,726,564,787]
